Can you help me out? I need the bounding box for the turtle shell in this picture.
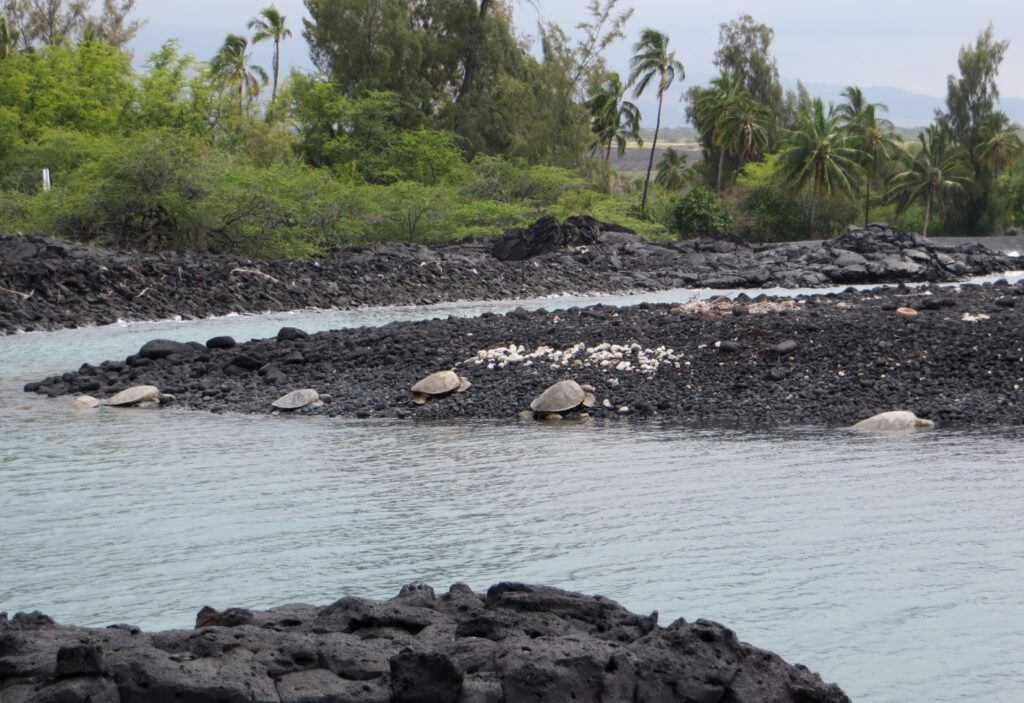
[272,388,320,410]
[71,395,101,410]
[412,370,461,396]
[106,385,161,407]
[852,410,934,431]
[531,380,586,413]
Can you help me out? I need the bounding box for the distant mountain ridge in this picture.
[637,70,1024,129]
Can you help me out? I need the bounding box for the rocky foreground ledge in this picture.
[1,221,1017,334]
[0,582,849,703]
[28,280,1024,428]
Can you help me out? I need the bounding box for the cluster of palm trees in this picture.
[211,5,291,113]
[694,71,771,193]
[586,25,1023,236]
[777,88,1022,235]
[585,28,684,210]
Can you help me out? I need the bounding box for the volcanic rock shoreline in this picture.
[0,582,850,703]
[1,220,1018,335]
[28,278,1024,428]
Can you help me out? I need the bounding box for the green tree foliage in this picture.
[569,0,634,90]
[303,0,428,107]
[1,0,141,48]
[888,126,974,236]
[125,41,216,134]
[691,71,741,192]
[654,148,688,191]
[777,98,862,232]
[718,91,770,168]
[0,41,134,137]
[82,0,144,47]
[629,28,684,210]
[672,186,731,237]
[210,34,267,114]
[837,86,898,226]
[937,24,1008,232]
[585,71,641,159]
[713,14,783,121]
[248,5,291,103]
[974,111,1023,176]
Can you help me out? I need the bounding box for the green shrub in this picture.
[672,188,733,237]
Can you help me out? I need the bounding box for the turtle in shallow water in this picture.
[410,370,471,405]
[529,380,596,420]
[105,385,175,408]
[272,388,332,412]
[71,395,101,410]
[851,410,934,431]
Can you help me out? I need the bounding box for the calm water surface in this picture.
[2,283,1023,703]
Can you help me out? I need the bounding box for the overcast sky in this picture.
[132,0,1024,99]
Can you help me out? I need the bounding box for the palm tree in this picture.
[718,94,771,168]
[247,5,290,103]
[629,28,684,210]
[837,86,898,226]
[655,148,689,191]
[693,71,742,192]
[888,126,974,237]
[585,72,642,160]
[975,111,1023,176]
[777,98,862,233]
[211,34,268,114]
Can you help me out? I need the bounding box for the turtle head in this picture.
[157,393,176,405]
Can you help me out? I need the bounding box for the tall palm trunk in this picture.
[272,38,280,102]
[716,148,725,192]
[810,176,821,234]
[864,144,875,227]
[642,91,663,210]
[923,192,932,237]
[606,140,612,161]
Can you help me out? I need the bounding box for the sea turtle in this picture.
[70,395,101,410]
[105,385,175,408]
[272,388,331,412]
[529,380,596,420]
[851,410,934,431]
[410,370,471,405]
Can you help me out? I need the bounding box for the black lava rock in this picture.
[0,583,850,703]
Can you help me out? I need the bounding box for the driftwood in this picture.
[230,267,279,284]
[0,285,34,300]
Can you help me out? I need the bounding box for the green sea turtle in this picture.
[272,389,331,412]
[71,395,101,410]
[410,370,471,405]
[851,410,934,431]
[529,380,596,420]
[105,386,175,408]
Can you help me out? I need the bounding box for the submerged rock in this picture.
[0,582,851,703]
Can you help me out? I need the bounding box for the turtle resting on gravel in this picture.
[70,395,101,410]
[272,389,332,412]
[410,370,472,405]
[851,410,934,431]
[105,386,175,408]
[529,380,596,421]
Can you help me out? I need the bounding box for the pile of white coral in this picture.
[461,342,684,376]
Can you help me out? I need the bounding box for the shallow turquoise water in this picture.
[2,283,1023,703]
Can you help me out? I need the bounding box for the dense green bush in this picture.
[672,187,733,237]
